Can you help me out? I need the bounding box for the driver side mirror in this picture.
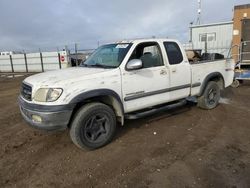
[126,59,143,70]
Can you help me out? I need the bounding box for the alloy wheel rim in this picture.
[83,114,109,143]
[208,88,217,105]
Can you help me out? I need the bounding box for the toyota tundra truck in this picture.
[19,38,235,149]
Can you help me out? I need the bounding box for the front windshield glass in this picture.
[81,43,132,68]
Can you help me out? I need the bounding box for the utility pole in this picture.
[75,43,78,66]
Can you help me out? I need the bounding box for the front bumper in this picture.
[18,96,75,131]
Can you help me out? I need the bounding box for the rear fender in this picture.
[198,72,225,96]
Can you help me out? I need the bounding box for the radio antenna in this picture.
[196,0,202,25]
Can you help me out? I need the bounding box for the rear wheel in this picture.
[197,81,220,110]
[231,79,240,88]
[70,102,116,150]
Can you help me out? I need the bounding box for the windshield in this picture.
[81,43,132,68]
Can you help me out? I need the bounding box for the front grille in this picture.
[21,83,32,101]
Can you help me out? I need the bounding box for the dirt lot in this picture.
[0,76,250,188]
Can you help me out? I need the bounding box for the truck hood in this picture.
[24,67,115,87]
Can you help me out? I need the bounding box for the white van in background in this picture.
[0,51,23,56]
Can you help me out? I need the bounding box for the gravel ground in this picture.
[0,76,250,188]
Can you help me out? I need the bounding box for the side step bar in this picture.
[125,100,187,120]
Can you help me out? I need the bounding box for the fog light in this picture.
[32,115,42,123]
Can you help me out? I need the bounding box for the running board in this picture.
[125,100,187,120]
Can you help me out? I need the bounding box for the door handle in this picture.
[172,67,177,73]
[160,70,167,75]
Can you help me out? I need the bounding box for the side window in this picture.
[129,42,163,68]
[164,42,183,65]
[199,33,216,42]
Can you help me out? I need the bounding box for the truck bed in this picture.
[190,59,235,96]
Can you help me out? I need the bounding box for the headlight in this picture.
[34,88,63,102]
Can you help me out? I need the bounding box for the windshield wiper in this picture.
[84,63,116,69]
[80,63,88,67]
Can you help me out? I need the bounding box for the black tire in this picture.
[231,79,240,88]
[239,80,244,84]
[197,81,220,110]
[70,102,116,150]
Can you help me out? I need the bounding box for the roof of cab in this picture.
[116,38,179,44]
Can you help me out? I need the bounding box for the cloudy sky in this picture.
[0,0,249,51]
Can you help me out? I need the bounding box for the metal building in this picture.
[232,4,250,65]
[189,21,233,57]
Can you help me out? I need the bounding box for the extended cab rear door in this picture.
[163,41,192,100]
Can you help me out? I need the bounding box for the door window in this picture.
[129,42,163,68]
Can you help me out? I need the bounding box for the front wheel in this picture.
[197,81,221,110]
[70,102,116,150]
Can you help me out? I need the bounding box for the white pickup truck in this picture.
[19,38,235,149]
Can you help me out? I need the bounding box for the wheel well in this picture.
[210,76,224,90]
[68,95,124,128]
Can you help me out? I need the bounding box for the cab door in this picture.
[121,42,170,113]
[163,41,192,101]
